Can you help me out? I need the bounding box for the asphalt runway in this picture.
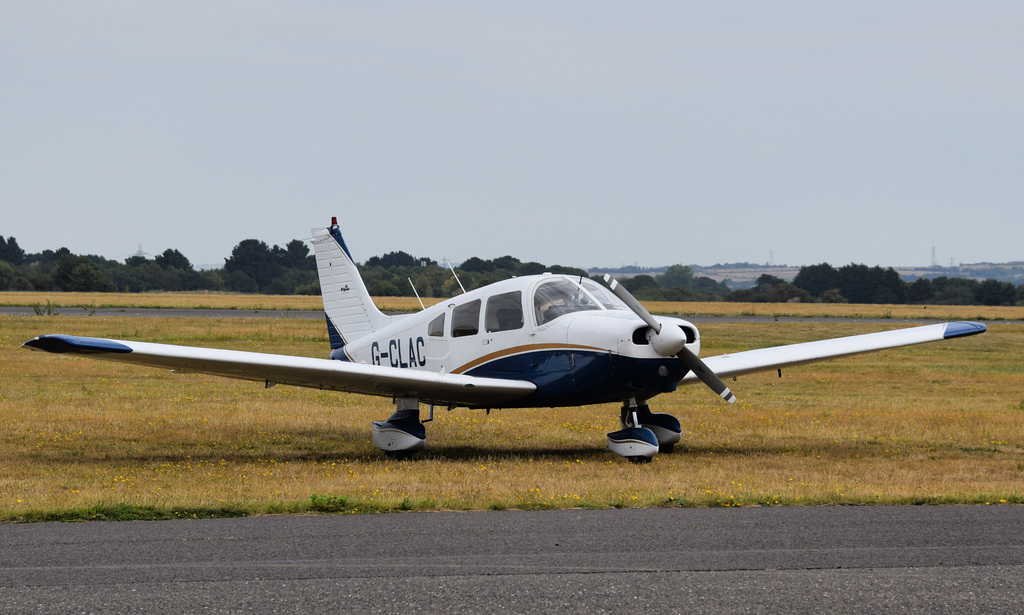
[2,506,1023,613]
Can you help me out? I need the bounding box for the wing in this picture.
[683,321,987,383]
[22,335,536,407]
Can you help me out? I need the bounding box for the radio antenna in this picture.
[446,260,466,294]
[408,277,425,310]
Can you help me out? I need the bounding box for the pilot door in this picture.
[423,311,450,372]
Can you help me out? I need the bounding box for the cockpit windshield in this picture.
[580,278,628,311]
[533,277,603,325]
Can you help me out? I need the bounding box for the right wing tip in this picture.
[943,321,987,340]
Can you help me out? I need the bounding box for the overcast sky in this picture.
[2,2,1021,270]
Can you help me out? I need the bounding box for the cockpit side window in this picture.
[451,299,481,338]
[533,278,600,325]
[485,291,523,333]
[427,313,445,337]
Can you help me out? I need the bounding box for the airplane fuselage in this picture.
[331,274,700,408]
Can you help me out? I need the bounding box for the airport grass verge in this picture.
[3,291,1023,321]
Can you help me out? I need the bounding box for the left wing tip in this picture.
[943,321,987,340]
[22,335,133,355]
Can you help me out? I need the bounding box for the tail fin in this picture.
[312,218,391,350]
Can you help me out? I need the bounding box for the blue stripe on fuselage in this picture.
[465,349,686,407]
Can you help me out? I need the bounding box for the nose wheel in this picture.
[620,401,682,453]
[606,399,682,461]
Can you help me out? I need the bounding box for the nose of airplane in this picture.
[647,322,687,357]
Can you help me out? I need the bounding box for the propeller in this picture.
[603,275,737,403]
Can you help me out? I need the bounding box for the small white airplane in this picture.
[24,218,987,462]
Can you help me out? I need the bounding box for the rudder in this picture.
[312,218,391,350]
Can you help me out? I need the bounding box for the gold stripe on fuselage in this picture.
[452,343,607,375]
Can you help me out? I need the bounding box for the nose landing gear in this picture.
[606,399,682,462]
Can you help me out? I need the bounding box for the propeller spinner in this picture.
[603,275,737,403]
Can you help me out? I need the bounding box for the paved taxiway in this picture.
[2,506,1022,613]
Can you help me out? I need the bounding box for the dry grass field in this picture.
[1,303,1022,521]
[0,291,434,313]
[3,291,1022,321]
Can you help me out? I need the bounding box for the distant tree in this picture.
[691,276,731,298]
[412,267,450,297]
[836,264,875,304]
[52,254,116,292]
[0,236,26,265]
[365,278,401,296]
[546,265,589,277]
[125,254,149,267]
[265,268,318,295]
[659,265,695,289]
[459,256,494,273]
[754,274,787,291]
[154,248,192,271]
[769,282,810,303]
[223,270,259,293]
[869,267,906,303]
[820,289,847,303]
[793,263,838,298]
[906,278,934,304]
[197,269,225,292]
[725,288,758,302]
[0,261,15,290]
[224,239,280,291]
[491,255,521,271]
[622,274,659,293]
[518,261,546,276]
[931,277,979,305]
[26,247,70,266]
[280,239,313,269]
[977,279,1017,306]
[725,274,808,303]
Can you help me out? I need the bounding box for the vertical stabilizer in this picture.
[312,219,391,350]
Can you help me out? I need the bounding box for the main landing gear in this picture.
[371,397,682,463]
[606,399,682,463]
[371,398,426,459]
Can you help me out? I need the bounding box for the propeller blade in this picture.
[603,275,661,332]
[678,346,737,403]
[604,274,737,403]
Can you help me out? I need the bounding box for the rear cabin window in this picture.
[451,300,481,338]
[484,291,523,332]
[427,313,445,337]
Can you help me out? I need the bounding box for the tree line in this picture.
[1,234,1021,306]
[0,235,318,295]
